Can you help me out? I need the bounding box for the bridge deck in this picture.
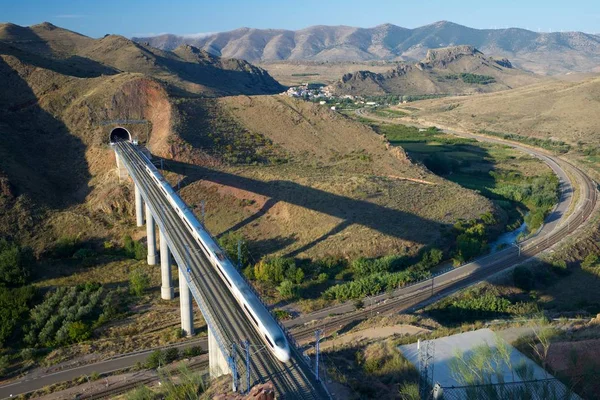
[115,141,329,399]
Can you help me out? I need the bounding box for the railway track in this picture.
[117,143,328,399]
[289,132,598,345]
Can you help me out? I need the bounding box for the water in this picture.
[490,222,528,252]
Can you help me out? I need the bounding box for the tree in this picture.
[254,257,295,285]
[218,232,249,267]
[0,285,36,346]
[129,268,150,296]
[0,239,32,287]
[67,321,91,343]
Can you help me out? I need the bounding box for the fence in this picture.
[434,377,581,400]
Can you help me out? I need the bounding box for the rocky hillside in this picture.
[0,22,284,96]
[0,22,497,260]
[134,21,600,75]
[328,46,540,96]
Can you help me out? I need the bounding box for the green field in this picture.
[374,123,558,233]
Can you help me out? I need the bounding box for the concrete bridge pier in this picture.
[159,230,174,300]
[135,184,144,227]
[208,329,229,379]
[146,204,157,265]
[178,268,194,336]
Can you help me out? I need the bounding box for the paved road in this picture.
[0,339,207,399]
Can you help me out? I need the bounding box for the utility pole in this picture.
[315,329,323,381]
[231,343,238,392]
[237,239,243,268]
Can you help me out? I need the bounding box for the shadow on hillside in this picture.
[160,158,444,254]
[148,50,284,95]
[0,39,117,78]
[0,57,91,208]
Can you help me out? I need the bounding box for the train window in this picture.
[244,305,258,327]
[275,337,285,348]
[216,267,231,287]
[215,251,226,261]
[264,334,274,348]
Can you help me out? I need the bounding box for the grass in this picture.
[370,123,556,233]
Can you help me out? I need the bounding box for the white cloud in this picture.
[181,32,216,39]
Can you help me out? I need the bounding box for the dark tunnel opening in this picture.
[109,127,132,143]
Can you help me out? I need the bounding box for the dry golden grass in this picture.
[404,75,600,147]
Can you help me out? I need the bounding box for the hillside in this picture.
[327,45,540,96]
[0,22,283,96]
[0,22,498,260]
[405,75,600,147]
[166,95,498,259]
[134,21,600,75]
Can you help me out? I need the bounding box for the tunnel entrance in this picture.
[109,127,132,143]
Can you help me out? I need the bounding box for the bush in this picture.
[218,232,249,267]
[0,285,36,347]
[129,268,151,296]
[123,235,147,261]
[164,347,179,364]
[254,257,296,285]
[183,346,204,358]
[277,280,297,299]
[513,266,534,291]
[146,349,166,369]
[582,253,599,269]
[0,239,33,287]
[67,321,91,343]
[52,236,80,258]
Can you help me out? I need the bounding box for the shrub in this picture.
[277,280,297,299]
[513,266,534,291]
[582,253,599,269]
[183,346,204,358]
[164,347,179,364]
[73,248,95,259]
[67,321,91,343]
[129,268,151,296]
[218,232,249,267]
[146,349,166,369]
[123,235,147,261]
[52,236,80,258]
[0,285,36,346]
[254,257,296,285]
[0,239,33,287]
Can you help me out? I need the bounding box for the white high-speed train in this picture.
[141,154,291,363]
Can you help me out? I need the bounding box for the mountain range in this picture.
[328,45,541,96]
[0,22,283,97]
[134,21,600,75]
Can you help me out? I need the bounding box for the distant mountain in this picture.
[134,21,600,75]
[0,22,283,96]
[328,45,541,96]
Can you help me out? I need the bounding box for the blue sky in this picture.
[1,0,598,37]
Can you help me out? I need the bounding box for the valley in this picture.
[1,13,600,400]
